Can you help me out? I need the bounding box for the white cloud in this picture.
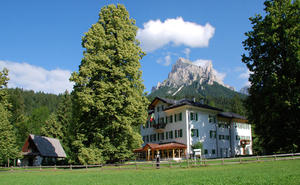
[183,48,191,59]
[214,69,226,82]
[239,68,250,79]
[193,59,211,68]
[156,55,172,66]
[244,80,251,86]
[137,17,215,52]
[164,55,171,66]
[0,60,73,94]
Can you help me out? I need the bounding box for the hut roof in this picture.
[22,134,67,158]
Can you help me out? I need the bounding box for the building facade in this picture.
[137,97,252,160]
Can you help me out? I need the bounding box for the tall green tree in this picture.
[0,68,10,109]
[242,0,300,153]
[70,4,149,164]
[0,104,19,165]
[27,106,50,136]
[56,91,73,160]
[8,88,29,148]
[41,113,63,139]
[230,94,246,116]
[0,68,19,165]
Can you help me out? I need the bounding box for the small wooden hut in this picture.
[21,134,66,166]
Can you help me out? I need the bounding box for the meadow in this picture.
[0,159,299,185]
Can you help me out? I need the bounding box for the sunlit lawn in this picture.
[0,159,299,185]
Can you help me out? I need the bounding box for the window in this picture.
[219,135,225,140]
[204,149,208,154]
[179,113,182,121]
[146,135,149,142]
[209,115,213,123]
[169,115,173,123]
[160,133,164,140]
[159,117,164,124]
[156,106,160,112]
[212,149,216,154]
[190,112,194,120]
[225,135,230,140]
[175,114,177,122]
[191,129,199,137]
[210,130,216,139]
[165,117,168,124]
[157,133,160,140]
[153,134,156,141]
[169,131,173,139]
[218,123,229,128]
[236,135,240,140]
[146,121,149,128]
[143,136,146,142]
[161,105,164,110]
[213,116,217,123]
[166,132,168,140]
[179,129,183,137]
[195,113,198,121]
[175,130,178,138]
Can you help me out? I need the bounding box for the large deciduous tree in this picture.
[70,4,149,164]
[242,0,300,153]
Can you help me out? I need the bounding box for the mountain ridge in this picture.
[148,58,246,114]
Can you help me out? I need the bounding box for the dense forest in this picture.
[6,88,66,148]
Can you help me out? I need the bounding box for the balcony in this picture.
[153,122,167,132]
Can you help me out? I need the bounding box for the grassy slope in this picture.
[0,160,300,185]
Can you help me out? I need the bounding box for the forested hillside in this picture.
[148,82,247,116]
[7,88,62,115]
[6,88,65,149]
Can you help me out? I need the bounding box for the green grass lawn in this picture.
[0,160,300,185]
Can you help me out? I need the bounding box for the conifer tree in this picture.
[70,4,149,163]
[0,68,19,165]
[41,113,63,139]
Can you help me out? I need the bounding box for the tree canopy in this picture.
[242,0,300,153]
[70,4,149,164]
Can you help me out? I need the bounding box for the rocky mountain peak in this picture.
[152,58,233,92]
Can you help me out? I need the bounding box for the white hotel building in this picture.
[134,97,252,160]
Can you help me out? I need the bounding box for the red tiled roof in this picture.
[134,142,187,152]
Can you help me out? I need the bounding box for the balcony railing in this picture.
[153,122,167,129]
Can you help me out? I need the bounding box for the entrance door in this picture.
[28,157,33,166]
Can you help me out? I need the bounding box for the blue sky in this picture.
[0,0,265,94]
